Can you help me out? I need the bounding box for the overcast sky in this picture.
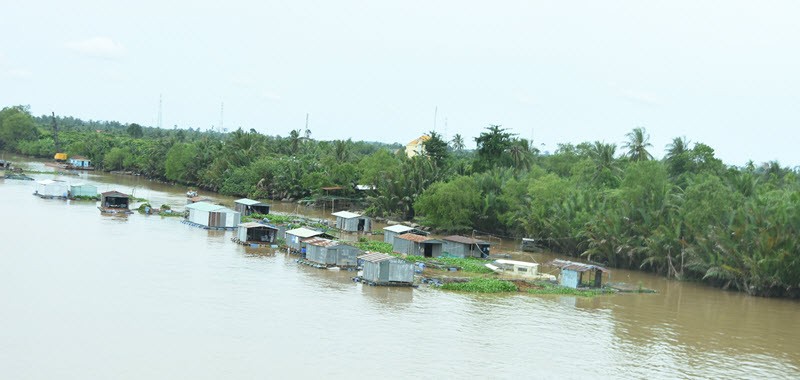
[2,1,799,166]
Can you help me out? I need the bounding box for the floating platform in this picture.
[181,219,235,230]
[606,282,657,293]
[98,207,133,214]
[33,193,68,200]
[230,237,277,248]
[351,276,415,287]
[296,258,357,270]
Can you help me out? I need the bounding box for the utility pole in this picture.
[220,102,224,132]
[433,106,438,131]
[157,94,163,129]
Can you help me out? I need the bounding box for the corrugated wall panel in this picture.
[388,260,414,283]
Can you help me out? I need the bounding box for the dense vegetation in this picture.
[2,105,799,297]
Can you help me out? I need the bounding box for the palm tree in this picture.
[623,127,653,161]
[288,129,301,155]
[450,134,465,151]
[665,136,689,160]
[506,140,531,172]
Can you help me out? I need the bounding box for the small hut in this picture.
[34,179,69,199]
[185,201,241,229]
[69,183,98,198]
[236,222,279,246]
[67,156,93,169]
[234,198,271,216]
[302,237,361,268]
[359,252,414,286]
[99,191,131,214]
[383,225,427,245]
[549,259,609,289]
[392,233,445,258]
[441,236,491,258]
[285,227,332,252]
[332,211,371,232]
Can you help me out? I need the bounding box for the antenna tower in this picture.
[157,94,163,129]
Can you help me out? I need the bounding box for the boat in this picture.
[485,259,556,281]
[186,189,198,197]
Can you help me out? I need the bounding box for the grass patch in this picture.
[441,278,518,293]
[405,255,494,274]
[353,240,394,253]
[526,282,606,297]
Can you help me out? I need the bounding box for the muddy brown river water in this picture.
[1,158,798,379]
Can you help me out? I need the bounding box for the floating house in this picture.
[99,191,132,214]
[302,237,361,268]
[442,236,491,258]
[185,201,241,229]
[67,156,93,170]
[392,233,445,258]
[285,227,332,252]
[332,211,371,232]
[69,183,98,198]
[235,222,279,246]
[34,179,69,199]
[549,259,609,289]
[234,198,270,216]
[485,259,556,281]
[358,252,415,286]
[383,225,427,245]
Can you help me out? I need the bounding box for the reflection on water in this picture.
[1,158,798,379]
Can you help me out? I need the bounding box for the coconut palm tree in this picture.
[623,127,653,161]
[450,134,465,152]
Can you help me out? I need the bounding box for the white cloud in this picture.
[260,90,282,101]
[619,89,661,107]
[64,37,126,60]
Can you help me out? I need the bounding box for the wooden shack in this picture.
[185,201,241,229]
[383,225,427,245]
[359,252,414,286]
[235,222,279,246]
[392,233,445,258]
[302,237,361,268]
[441,235,491,258]
[549,259,609,289]
[99,191,132,214]
[332,211,371,232]
[234,198,270,216]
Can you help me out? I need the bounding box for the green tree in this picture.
[415,176,482,232]
[623,127,653,161]
[0,105,39,151]
[126,123,144,138]
[474,124,514,172]
[422,130,449,167]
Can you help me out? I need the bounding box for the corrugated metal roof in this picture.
[443,235,489,245]
[303,237,348,248]
[37,179,63,185]
[238,222,278,229]
[101,190,129,197]
[396,233,432,243]
[285,227,325,238]
[235,198,267,206]
[383,225,414,233]
[358,252,395,263]
[332,211,361,219]
[186,201,229,212]
[549,259,609,273]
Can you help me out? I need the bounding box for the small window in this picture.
[516,267,528,273]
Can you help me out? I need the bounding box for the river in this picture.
[1,158,798,379]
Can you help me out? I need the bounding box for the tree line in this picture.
[2,105,798,297]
